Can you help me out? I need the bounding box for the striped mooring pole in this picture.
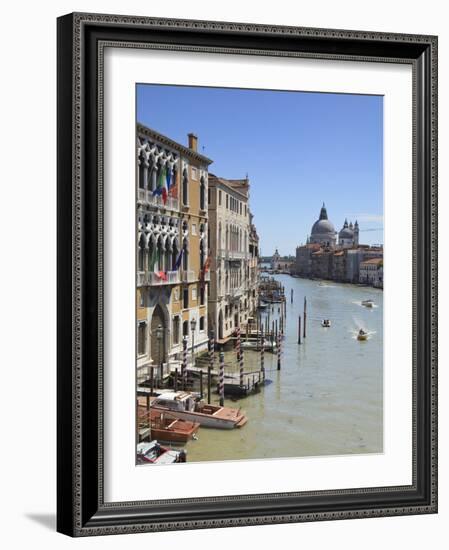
[277,330,282,370]
[236,326,244,387]
[182,336,188,390]
[219,351,225,406]
[260,326,265,380]
[208,329,215,371]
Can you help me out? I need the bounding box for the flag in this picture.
[152,166,168,204]
[200,254,211,281]
[149,246,157,271]
[166,169,171,194]
[174,248,183,271]
[151,248,167,280]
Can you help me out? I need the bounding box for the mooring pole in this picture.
[207,366,212,404]
[150,367,154,396]
[277,331,281,370]
[303,296,307,338]
[209,329,215,371]
[219,351,225,406]
[298,315,302,345]
[182,336,188,390]
[237,326,244,387]
[174,367,178,391]
[199,369,203,399]
[260,326,265,380]
[291,288,294,303]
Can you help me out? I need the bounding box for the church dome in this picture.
[339,227,354,239]
[311,204,335,235]
[339,219,354,239]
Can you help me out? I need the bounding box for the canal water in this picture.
[185,275,383,462]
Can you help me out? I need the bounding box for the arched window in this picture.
[138,235,146,271]
[182,168,188,206]
[138,151,146,189]
[199,176,206,210]
[182,239,188,271]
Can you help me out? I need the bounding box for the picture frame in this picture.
[57,12,438,536]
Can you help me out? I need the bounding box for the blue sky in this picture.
[137,84,383,256]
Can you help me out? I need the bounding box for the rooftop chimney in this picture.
[188,133,198,152]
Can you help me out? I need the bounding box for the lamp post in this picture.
[190,317,197,367]
[156,324,164,387]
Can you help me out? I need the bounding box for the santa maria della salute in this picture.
[293,203,383,287]
[308,203,359,249]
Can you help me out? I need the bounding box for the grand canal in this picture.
[185,274,383,462]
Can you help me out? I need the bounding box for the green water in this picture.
[185,275,383,462]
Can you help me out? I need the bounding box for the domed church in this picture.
[308,203,359,249]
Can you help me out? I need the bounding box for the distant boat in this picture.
[361,299,374,308]
[357,329,368,341]
[136,440,187,464]
[321,320,331,328]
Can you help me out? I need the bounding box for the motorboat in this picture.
[136,440,187,465]
[138,406,200,444]
[321,319,331,328]
[361,299,374,308]
[357,329,368,341]
[150,391,248,429]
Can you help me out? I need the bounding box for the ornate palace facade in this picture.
[136,124,212,383]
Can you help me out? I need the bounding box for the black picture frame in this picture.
[57,12,438,536]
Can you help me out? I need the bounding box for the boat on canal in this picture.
[150,391,248,429]
[136,440,187,464]
[321,319,331,327]
[357,329,368,341]
[361,299,374,308]
[138,407,200,444]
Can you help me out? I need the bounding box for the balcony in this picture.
[148,271,180,285]
[217,249,247,261]
[137,189,179,212]
[181,270,196,283]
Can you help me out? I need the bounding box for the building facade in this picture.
[136,124,212,384]
[359,258,383,287]
[208,174,259,342]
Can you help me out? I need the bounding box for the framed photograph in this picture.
[57,12,438,536]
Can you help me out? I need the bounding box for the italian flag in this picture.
[153,166,168,204]
[149,247,167,281]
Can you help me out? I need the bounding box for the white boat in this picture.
[321,320,331,328]
[150,391,248,429]
[361,299,374,308]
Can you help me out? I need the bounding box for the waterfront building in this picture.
[136,123,212,384]
[359,258,383,287]
[208,174,259,342]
